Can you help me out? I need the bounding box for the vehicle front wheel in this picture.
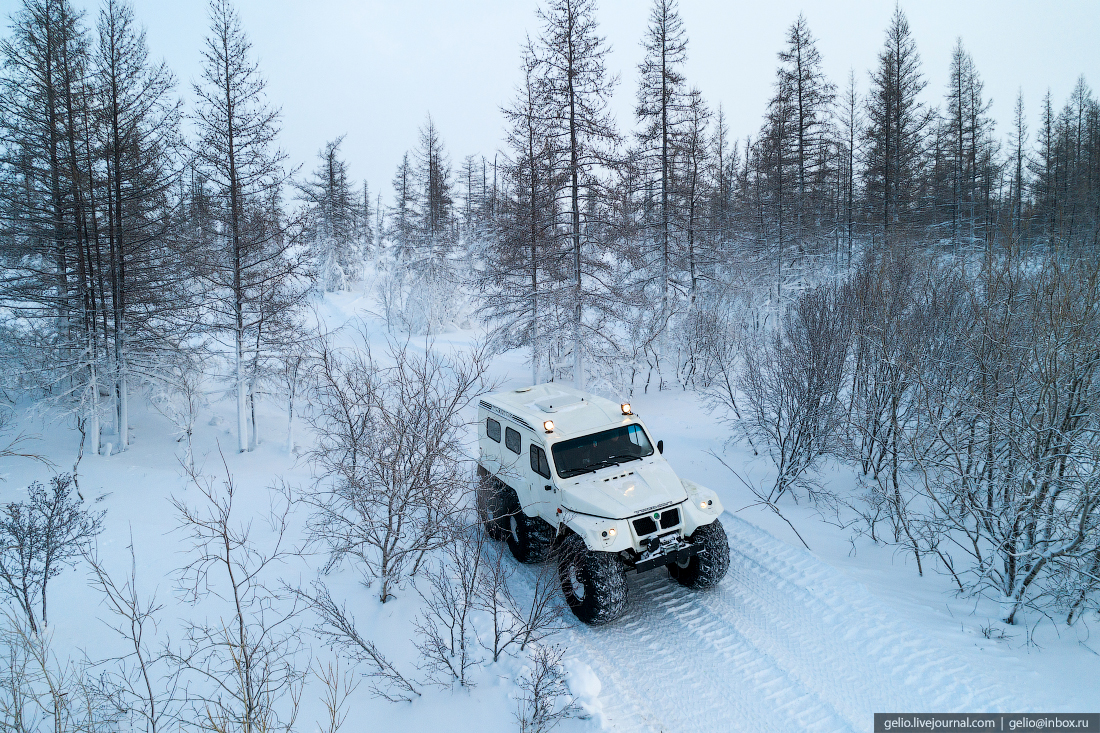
[500,488,556,563]
[557,535,628,625]
[668,519,730,590]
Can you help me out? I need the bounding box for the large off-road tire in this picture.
[557,534,628,625]
[668,519,730,590]
[475,471,509,541]
[499,487,556,563]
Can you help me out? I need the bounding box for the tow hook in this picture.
[633,536,704,573]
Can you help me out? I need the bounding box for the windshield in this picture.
[551,423,654,478]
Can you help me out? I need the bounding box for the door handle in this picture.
[544,484,552,491]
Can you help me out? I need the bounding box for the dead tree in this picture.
[473,518,564,662]
[304,326,492,602]
[168,457,304,733]
[293,581,420,703]
[737,284,853,501]
[84,535,180,733]
[0,409,54,476]
[514,645,583,733]
[0,474,103,634]
[0,608,121,733]
[413,523,484,688]
[311,660,358,733]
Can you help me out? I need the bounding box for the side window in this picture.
[486,417,501,443]
[530,445,550,479]
[505,426,521,455]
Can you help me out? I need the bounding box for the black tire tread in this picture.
[501,488,556,563]
[475,469,508,540]
[557,535,629,625]
[668,519,730,589]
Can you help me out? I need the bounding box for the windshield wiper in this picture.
[561,459,620,478]
[560,454,646,478]
[604,453,642,464]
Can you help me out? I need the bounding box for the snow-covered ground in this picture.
[1,288,1097,733]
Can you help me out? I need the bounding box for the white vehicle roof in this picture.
[479,384,631,440]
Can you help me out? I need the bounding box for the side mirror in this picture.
[657,440,664,454]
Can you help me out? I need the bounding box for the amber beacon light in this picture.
[543,420,554,433]
[621,403,632,415]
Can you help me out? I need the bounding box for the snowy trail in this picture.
[536,514,1016,732]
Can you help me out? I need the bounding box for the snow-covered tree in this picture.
[635,0,689,336]
[777,14,834,254]
[299,137,364,292]
[535,0,619,389]
[93,0,187,452]
[478,43,561,385]
[191,0,306,452]
[864,7,929,244]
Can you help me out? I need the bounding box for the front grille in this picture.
[632,506,682,537]
[632,516,658,536]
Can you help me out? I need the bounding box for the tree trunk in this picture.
[569,22,583,390]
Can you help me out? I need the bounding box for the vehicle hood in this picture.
[559,458,688,520]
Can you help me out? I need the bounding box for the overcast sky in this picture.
[3,0,1098,203]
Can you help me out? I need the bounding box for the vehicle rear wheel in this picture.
[500,488,555,563]
[557,535,628,625]
[668,519,730,589]
[475,471,508,541]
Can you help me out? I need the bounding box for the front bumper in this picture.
[633,539,703,573]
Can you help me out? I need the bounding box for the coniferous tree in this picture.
[413,114,454,272]
[943,40,994,245]
[93,0,185,451]
[1054,77,1100,251]
[298,137,362,292]
[777,14,834,255]
[191,0,303,452]
[757,66,795,298]
[479,43,560,384]
[1031,90,1058,252]
[837,69,861,265]
[864,6,929,245]
[387,152,415,266]
[1009,90,1028,242]
[459,154,482,240]
[635,0,688,337]
[0,0,106,438]
[358,179,374,255]
[707,104,737,248]
[535,0,619,389]
[675,88,710,305]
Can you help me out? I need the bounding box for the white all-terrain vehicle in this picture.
[476,384,730,625]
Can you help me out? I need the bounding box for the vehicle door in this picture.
[480,415,503,476]
[527,439,554,521]
[501,424,527,501]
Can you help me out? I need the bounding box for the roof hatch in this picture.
[533,394,585,413]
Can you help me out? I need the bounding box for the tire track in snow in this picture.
[528,514,1013,732]
[568,569,850,732]
[718,516,1013,723]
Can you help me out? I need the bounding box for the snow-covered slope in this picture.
[3,291,1097,733]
